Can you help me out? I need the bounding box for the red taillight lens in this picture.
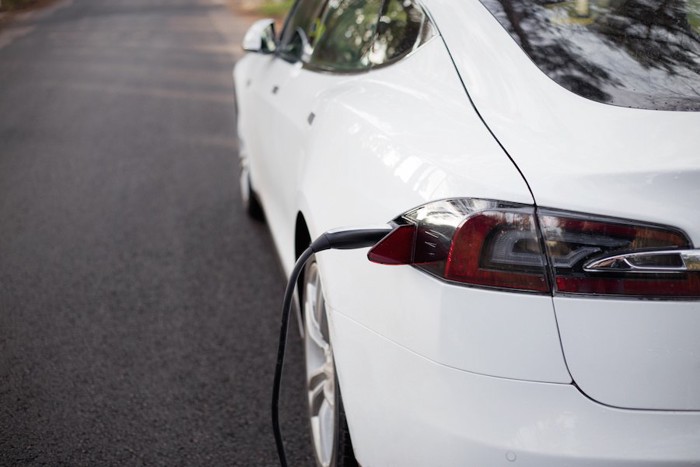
[368,199,550,293]
[368,199,700,298]
[366,224,415,265]
[538,211,699,298]
[443,211,549,292]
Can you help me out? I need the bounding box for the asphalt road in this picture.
[0,0,313,465]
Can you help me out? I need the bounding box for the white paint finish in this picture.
[241,18,274,52]
[248,57,316,270]
[331,310,700,466]
[554,297,700,410]
[425,0,700,244]
[241,37,535,275]
[287,40,570,381]
[319,247,570,383]
[298,38,533,247]
[236,54,331,270]
[233,53,272,201]
[236,31,565,381]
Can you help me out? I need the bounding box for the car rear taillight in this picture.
[368,199,700,298]
[368,199,550,293]
[539,211,699,297]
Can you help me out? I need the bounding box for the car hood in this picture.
[430,0,700,411]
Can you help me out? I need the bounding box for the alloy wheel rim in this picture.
[304,262,336,467]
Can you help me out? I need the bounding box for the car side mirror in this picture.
[242,19,277,54]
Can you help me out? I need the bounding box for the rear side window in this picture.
[304,0,434,72]
[310,0,383,72]
[479,0,700,111]
[370,0,433,65]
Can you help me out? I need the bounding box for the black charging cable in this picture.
[272,227,392,467]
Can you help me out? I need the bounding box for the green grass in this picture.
[258,0,294,18]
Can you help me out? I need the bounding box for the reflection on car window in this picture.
[278,0,329,62]
[480,0,700,110]
[370,0,431,65]
[309,0,383,72]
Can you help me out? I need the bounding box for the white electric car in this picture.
[234,1,700,465]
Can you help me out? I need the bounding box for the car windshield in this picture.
[479,0,700,111]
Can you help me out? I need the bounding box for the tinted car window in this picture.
[370,0,431,65]
[309,0,383,72]
[480,0,700,111]
[278,0,328,62]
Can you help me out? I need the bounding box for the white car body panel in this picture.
[245,37,537,274]
[331,309,700,467]
[289,38,570,382]
[554,297,700,410]
[322,249,571,383]
[427,0,700,410]
[236,37,571,382]
[243,56,317,270]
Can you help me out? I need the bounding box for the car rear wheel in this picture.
[303,259,357,467]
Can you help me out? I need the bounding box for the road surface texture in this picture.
[0,0,314,465]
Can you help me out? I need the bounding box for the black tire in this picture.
[332,372,358,467]
[240,168,265,221]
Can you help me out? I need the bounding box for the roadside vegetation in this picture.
[258,0,293,18]
[233,0,292,18]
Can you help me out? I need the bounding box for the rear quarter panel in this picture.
[296,38,570,383]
